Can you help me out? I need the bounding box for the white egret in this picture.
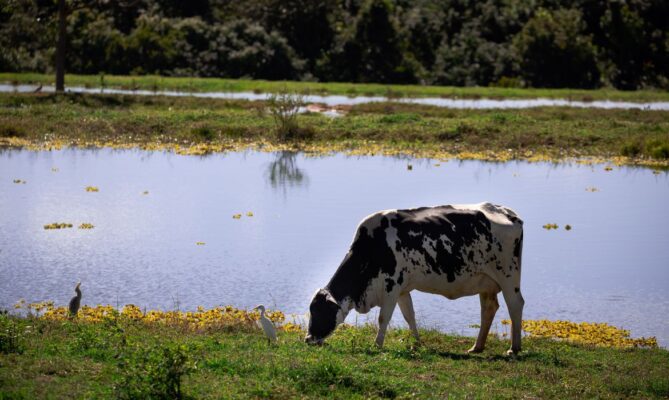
[253,305,277,344]
[68,282,82,317]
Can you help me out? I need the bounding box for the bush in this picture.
[513,8,600,88]
[317,0,420,84]
[620,142,642,157]
[647,141,669,159]
[115,342,198,400]
[0,315,25,355]
[0,124,26,138]
[267,92,304,141]
[190,126,216,142]
[379,113,421,124]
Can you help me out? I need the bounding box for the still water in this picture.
[2,84,669,110]
[1,149,668,345]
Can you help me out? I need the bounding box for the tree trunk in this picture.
[55,0,66,93]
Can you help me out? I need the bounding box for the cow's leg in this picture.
[501,287,524,355]
[375,300,398,347]
[467,292,499,353]
[398,292,420,343]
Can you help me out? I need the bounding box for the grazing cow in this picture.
[305,202,524,355]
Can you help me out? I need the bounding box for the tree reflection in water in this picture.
[266,151,308,191]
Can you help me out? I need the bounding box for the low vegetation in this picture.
[0,92,668,168]
[0,305,667,399]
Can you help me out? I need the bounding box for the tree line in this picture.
[1,0,668,90]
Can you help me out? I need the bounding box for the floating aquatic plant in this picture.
[246,212,254,217]
[51,167,59,172]
[565,224,572,231]
[44,222,73,230]
[78,223,94,229]
[85,186,99,192]
[585,186,598,192]
[542,223,559,230]
[28,303,300,332]
[196,242,205,245]
[407,164,413,170]
[142,190,149,195]
[232,213,242,219]
[502,319,657,349]
[604,166,613,171]
[13,179,26,184]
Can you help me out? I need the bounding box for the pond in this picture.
[1,149,668,346]
[2,83,669,110]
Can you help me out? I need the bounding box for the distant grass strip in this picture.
[1,307,668,399]
[0,92,668,168]
[3,72,669,102]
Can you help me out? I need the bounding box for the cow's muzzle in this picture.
[305,334,324,346]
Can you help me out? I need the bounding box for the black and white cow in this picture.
[306,202,524,355]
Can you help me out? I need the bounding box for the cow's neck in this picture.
[324,279,354,323]
[335,297,353,325]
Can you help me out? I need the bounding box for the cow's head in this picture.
[305,289,341,345]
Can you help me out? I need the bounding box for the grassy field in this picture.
[1,313,667,399]
[1,92,668,167]
[2,72,669,102]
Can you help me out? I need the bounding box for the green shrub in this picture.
[0,124,26,138]
[513,8,600,88]
[191,126,216,142]
[491,77,523,88]
[267,92,304,141]
[647,141,669,159]
[620,142,642,157]
[0,315,25,355]
[379,113,421,124]
[114,343,198,400]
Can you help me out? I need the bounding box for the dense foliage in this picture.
[1,0,668,89]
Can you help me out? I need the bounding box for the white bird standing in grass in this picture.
[253,305,277,344]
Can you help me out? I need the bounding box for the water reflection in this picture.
[265,151,308,190]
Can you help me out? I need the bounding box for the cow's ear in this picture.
[321,289,338,307]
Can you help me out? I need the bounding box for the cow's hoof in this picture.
[467,346,483,354]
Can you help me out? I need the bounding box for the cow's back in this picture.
[328,203,523,310]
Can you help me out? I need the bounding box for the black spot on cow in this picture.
[397,272,404,285]
[394,207,493,283]
[327,221,398,307]
[514,287,519,293]
[385,278,395,292]
[513,233,523,259]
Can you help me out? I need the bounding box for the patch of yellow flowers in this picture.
[3,136,668,170]
[502,319,657,349]
[23,301,302,333]
[44,222,73,229]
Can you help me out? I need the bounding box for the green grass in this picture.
[1,92,668,166]
[3,72,669,102]
[1,315,667,399]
